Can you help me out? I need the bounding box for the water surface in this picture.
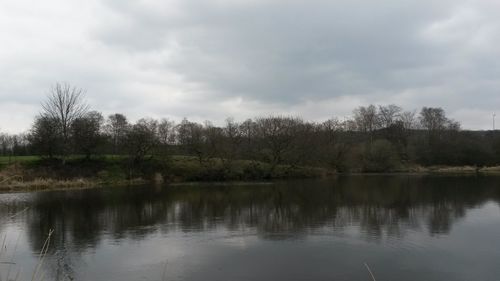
[1,175,500,281]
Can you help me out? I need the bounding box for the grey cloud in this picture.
[1,0,499,131]
[94,0,492,105]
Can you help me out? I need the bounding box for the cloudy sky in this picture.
[1,0,499,133]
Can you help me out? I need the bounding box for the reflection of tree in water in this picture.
[1,176,500,279]
[0,198,27,233]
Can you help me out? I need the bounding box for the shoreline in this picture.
[0,178,149,193]
[2,165,500,194]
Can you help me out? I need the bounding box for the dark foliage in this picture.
[2,89,499,173]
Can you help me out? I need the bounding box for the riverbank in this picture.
[0,156,328,192]
[1,156,500,193]
[0,177,149,192]
[406,165,500,174]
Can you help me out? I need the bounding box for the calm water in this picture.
[1,176,500,281]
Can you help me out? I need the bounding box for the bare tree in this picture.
[176,118,205,163]
[398,110,417,130]
[125,118,159,164]
[29,116,62,159]
[41,83,89,160]
[239,119,257,160]
[320,118,350,170]
[105,113,129,155]
[221,118,242,167]
[353,105,379,143]
[419,107,460,133]
[203,120,224,161]
[71,111,104,159]
[158,118,176,146]
[378,104,402,128]
[418,107,461,164]
[255,116,301,172]
[0,133,8,156]
[157,118,176,159]
[321,118,343,144]
[419,107,448,132]
[0,133,14,162]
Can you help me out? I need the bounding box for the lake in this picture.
[1,175,500,281]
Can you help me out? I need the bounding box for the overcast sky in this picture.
[1,0,499,133]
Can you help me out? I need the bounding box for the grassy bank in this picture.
[0,155,328,192]
[2,155,500,192]
[405,165,500,174]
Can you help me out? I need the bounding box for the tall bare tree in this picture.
[176,118,205,163]
[320,118,350,170]
[42,83,89,160]
[105,113,129,155]
[158,118,176,146]
[71,111,104,159]
[419,107,460,136]
[156,118,176,160]
[353,105,379,143]
[378,104,402,128]
[419,107,448,132]
[255,116,301,172]
[125,118,159,164]
[220,118,242,168]
[398,110,417,131]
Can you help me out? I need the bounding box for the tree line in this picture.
[2,83,500,172]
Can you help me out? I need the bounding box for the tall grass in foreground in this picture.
[0,205,53,281]
[364,262,377,281]
[0,230,53,281]
[0,232,21,281]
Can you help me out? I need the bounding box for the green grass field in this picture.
[0,155,126,166]
[0,155,39,166]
